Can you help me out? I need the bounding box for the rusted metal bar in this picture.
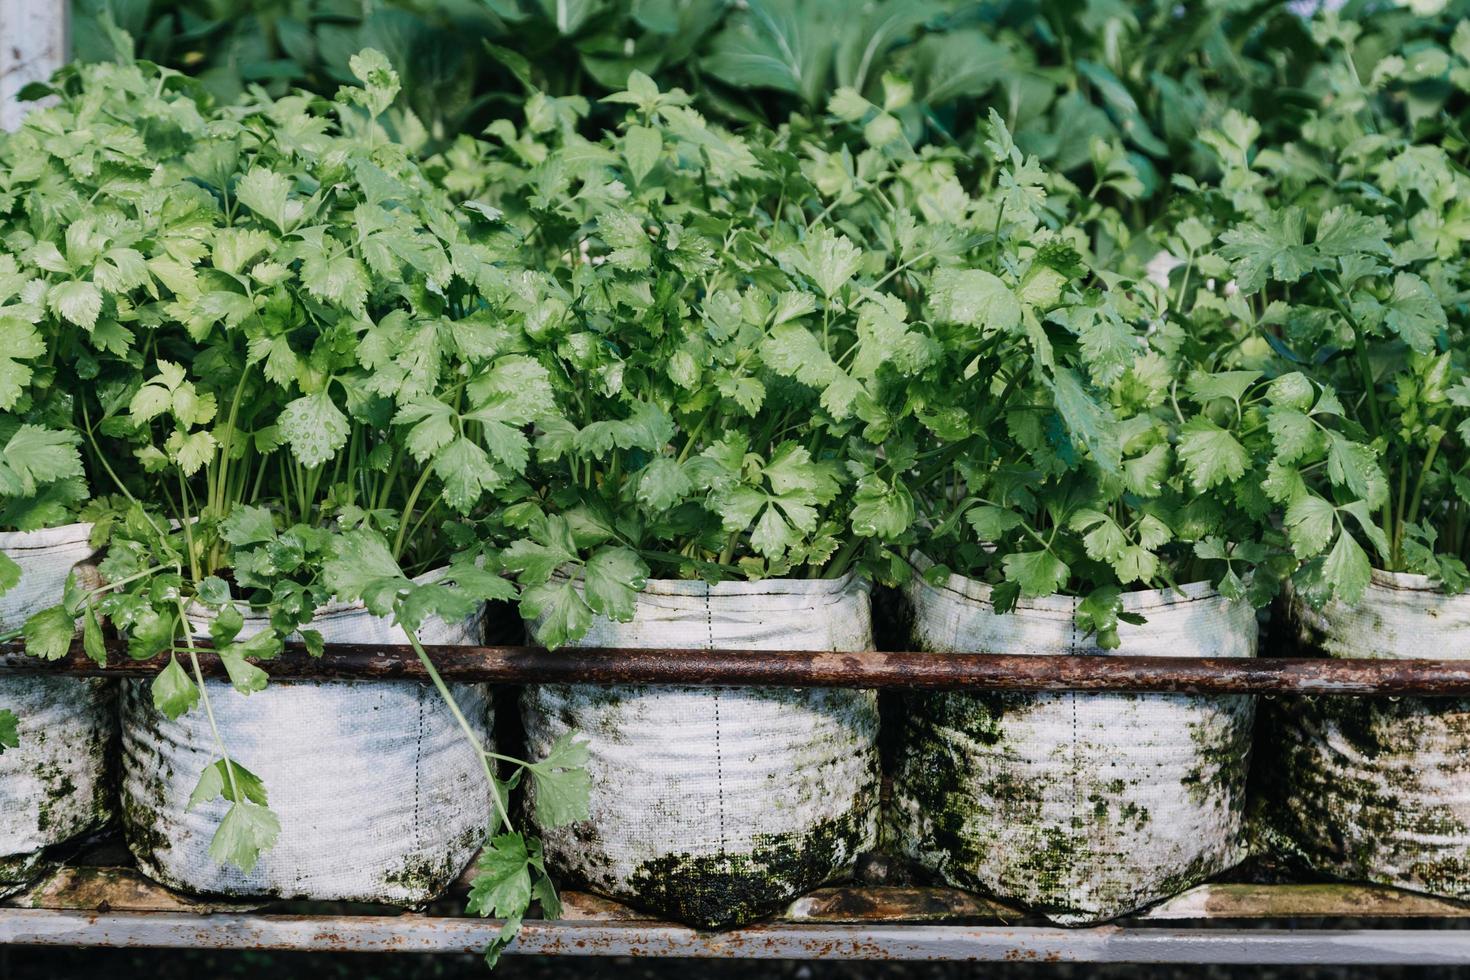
[2,637,1469,694]
[7,908,1470,962]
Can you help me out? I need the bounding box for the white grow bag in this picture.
[120,583,492,904]
[0,523,115,894]
[1267,570,1470,899]
[890,560,1256,923]
[522,575,881,929]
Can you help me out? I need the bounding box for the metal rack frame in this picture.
[5,639,1470,962]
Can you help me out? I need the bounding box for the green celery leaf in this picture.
[1177,417,1248,491]
[527,731,592,829]
[23,606,74,661]
[582,547,648,624]
[466,832,533,919]
[152,656,200,720]
[1001,549,1069,598]
[209,800,281,874]
[279,393,350,469]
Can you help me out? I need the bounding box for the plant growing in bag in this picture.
[1189,16,1470,903]
[457,71,959,634]
[6,51,588,951]
[436,71,1016,927]
[879,106,1383,922]
[1198,26,1470,599]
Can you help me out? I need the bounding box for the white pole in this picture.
[0,0,69,131]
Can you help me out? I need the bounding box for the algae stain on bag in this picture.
[522,575,881,929]
[890,561,1255,924]
[0,524,116,896]
[1262,571,1470,900]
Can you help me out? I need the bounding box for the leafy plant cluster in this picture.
[0,0,1467,961]
[0,52,586,963]
[1136,9,1470,599]
[72,0,1416,183]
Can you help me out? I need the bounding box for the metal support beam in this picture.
[6,909,1470,964]
[0,0,67,130]
[6,639,1470,695]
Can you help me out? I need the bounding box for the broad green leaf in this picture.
[782,227,862,299]
[582,547,648,623]
[1218,207,1315,292]
[760,323,862,418]
[1075,585,1126,650]
[219,650,270,695]
[23,606,74,661]
[235,168,293,231]
[966,505,1023,540]
[82,605,106,667]
[435,437,502,513]
[1267,408,1319,463]
[1186,371,1262,404]
[1325,433,1387,509]
[220,505,277,547]
[522,578,592,650]
[1382,272,1445,354]
[1002,549,1069,598]
[0,426,83,499]
[466,832,533,919]
[1322,529,1373,605]
[527,732,592,829]
[635,457,692,511]
[347,48,400,117]
[209,800,281,874]
[596,209,652,269]
[702,0,838,107]
[279,392,349,468]
[929,269,1020,332]
[0,552,20,596]
[189,758,271,809]
[301,251,369,317]
[1051,369,1121,473]
[1177,418,1248,491]
[152,656,200,720]
[623,125,662,185]
[322,530,408,617]
[0,317,44,411]
[48,280,103,330]
[850,475,914,539]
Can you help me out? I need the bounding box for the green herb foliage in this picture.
[1174,11,1470,598]
[0,49,588,957]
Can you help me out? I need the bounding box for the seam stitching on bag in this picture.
[1070,595,1080,895]
[413,683,425,861]
[707,589,725,857]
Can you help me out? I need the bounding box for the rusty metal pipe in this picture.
[2,639,1468,695]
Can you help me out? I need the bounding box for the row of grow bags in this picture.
[5,522,1469,928]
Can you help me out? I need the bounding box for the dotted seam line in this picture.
[708,588,726,856]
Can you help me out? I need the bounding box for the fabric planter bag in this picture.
[890,559,1256,923]
[0,523,115,895]
[1264,570,1470,899]
[522,574,881,929]
[120,582,492,904]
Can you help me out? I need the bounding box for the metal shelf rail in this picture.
[5,639,1470,963]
